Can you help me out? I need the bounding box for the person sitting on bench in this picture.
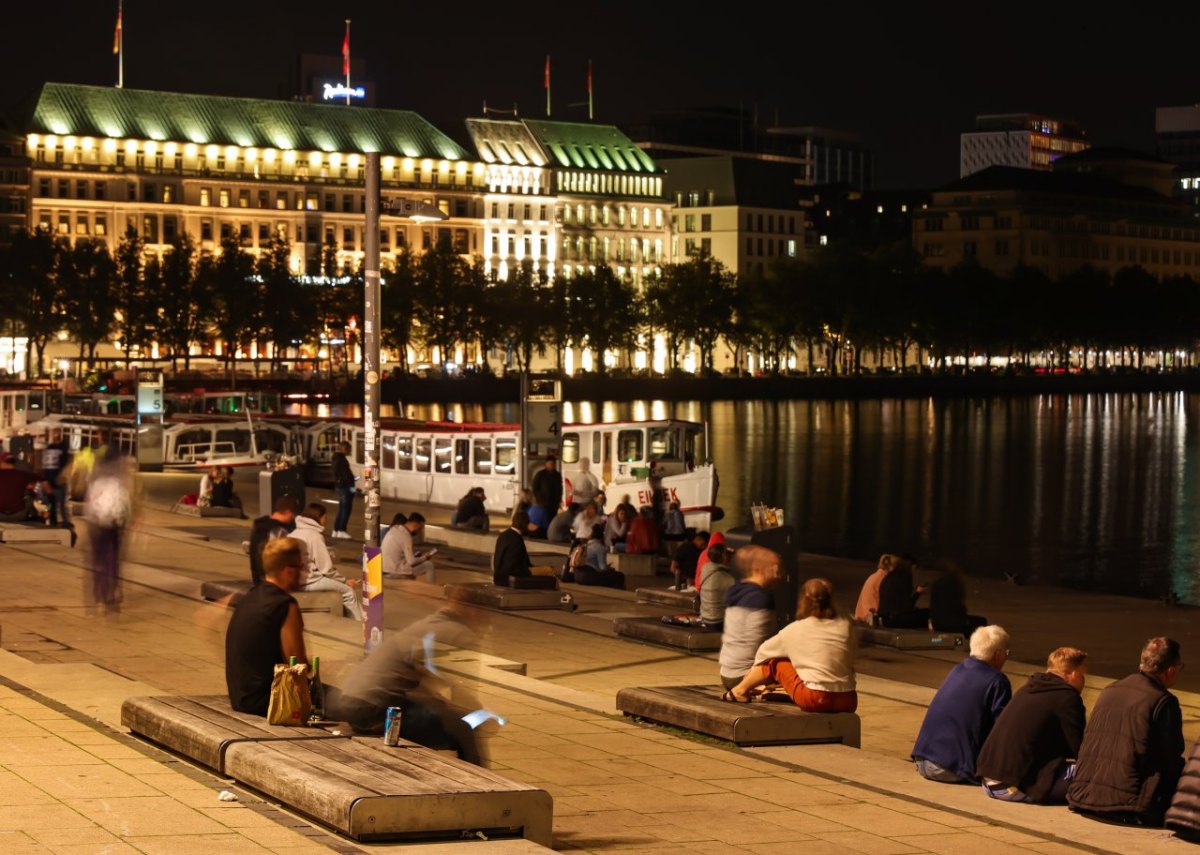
[453,487,489,531]
[493,510,556,586]
[877,555,929,629]
[929,562,987,636]
[718,545,781,690]
[625,505,661,555]
[698,543,735,631]
[225,537,308,716]
[724,578,857,712]
[854,553,898,624]
[573,524,626,589]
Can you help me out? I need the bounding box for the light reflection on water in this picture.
[286,393,1200,603]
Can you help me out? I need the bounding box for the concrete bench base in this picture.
[424,524,569,557]
[122,695,552,845]
[0,524,72,545]
[121,694,343,774]
[200,579,345,617]
[617,685,861,748]
[607,552,658,575]
[444,582,576,612]
[636,587,700,612]
[613,616,721,651]
[856,626,965,650]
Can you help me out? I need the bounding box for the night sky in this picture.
[6,4,1200,189]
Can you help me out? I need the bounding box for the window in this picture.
[162,184,175,204]
[434,437,453,473]
[746,237,753,256]
[701,238,711,256]
[381,435,396,470]
[648,427,680,460]
[276,193,287,210]
[163,216,177,242]
[238,190,250,208]
[454,439,470,475]
[414,438,431,472]
[963,240,977,257]
[38,178,49,197]
[258,190,269,209]
[396,436,413,470]
[200,220,213,241]
[75,215,89,236]
[57,214,69,234]
[127,182,136,201]
[473,438,492,474]
[684,214,695,232]
[617,430,643,462]
[701,214,711,231]
[455,199,468,218]
[342,194,353,213]
[343,227,354,247]
[258,223,269,242]
[219,189,229,208]
[95,215,107,237]
[76,180,87,199]
[494,438,516,474]
[561,432,580,464]
[995,240,1009,256]
[220,222,232,240]
[324,194,334,212]
[143,215,159,242]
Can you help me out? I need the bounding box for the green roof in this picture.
[520,120,658,173]
[29,82,467,160]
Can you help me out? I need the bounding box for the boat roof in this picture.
[371,417,702,433]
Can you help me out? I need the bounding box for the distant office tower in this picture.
[1155,104,1200,207]
[960,114,1089,178]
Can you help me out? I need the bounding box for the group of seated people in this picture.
[912,628,1195,833]
[198,465,244,515]
[855,553,987,635]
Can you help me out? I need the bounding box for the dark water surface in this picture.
[291,393,1200,604]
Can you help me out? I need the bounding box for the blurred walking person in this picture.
[84,444,134,611]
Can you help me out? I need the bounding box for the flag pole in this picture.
[545,55,551,118]
[344,19,351,105]
[116,0,124,89]
[588,59,593,121]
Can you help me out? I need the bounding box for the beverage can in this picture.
[383,706,403,746]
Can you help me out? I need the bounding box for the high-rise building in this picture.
[960,113,1089,178]
[0,119,30,245]
[1155,104,1200,209]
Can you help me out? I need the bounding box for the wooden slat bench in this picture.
[444,582,577,612]
[200,579,344,617]
[122,695,553,846]
[606,552,658,576]
[617,685,861,748]
[636,587,700,612]
[0,523,72,545]
[120,694,344,774]
[612,616,722,652]
[856,626,965,650]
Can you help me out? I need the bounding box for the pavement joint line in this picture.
[538,653,695,681]
[0,670,366,854]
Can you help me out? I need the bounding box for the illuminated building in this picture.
[1155,104,1200,210]
[918,148,1199,279]
[960,114,1089,178]
[466,118,669,288]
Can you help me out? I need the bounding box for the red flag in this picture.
[544,55,550,89]
[113,4,122,55]
[342,24,350,76]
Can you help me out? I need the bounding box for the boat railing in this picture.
[176,440,242,462]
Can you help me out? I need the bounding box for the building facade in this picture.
[960,113,1089,178]
[1155,104,1200,210]
[917,148,1199,280]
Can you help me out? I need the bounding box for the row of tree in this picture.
[1,228,1198,379]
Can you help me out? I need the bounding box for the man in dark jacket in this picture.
[976,646,1088,803]
[331,442,354,538]
[531,457,562,513]
[454,487,489,531]
[248,496,299,585]
[1068,637,1185,826]
[493,510,554,586]
[911,625,1012,784]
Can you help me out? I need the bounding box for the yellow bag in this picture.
[267,662,312,726]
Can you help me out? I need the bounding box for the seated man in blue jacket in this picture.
[911,625,1012,784]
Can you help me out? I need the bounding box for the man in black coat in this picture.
[248,496,299,585]
[531,457,563,513]
[1068,637,1185,826]
[493,510,534,586]
[976,646,1088,803]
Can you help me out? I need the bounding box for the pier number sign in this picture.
[522,377,562,458]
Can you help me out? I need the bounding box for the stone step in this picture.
[612,616,721,652]
[443,582,577,612]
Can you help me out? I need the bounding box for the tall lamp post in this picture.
[360,151,448,651]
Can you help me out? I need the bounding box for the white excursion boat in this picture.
[0,384,57,448]
[335,417,722,530]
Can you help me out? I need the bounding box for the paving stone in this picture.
[10,763,161,800]
[68,796,230,837]
[815,829,929,855]
[891,832,1052,854]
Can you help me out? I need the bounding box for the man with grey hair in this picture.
[1068,637,1185,826]
[911,625,1012,784]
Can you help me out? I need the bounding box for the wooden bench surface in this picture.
[0,524,72,545]
[856,626,965,650]
[636,587,700,612]
[200,579,344,617]
[617,685,861,748]
[612,616,722,651]
[121,694,344,773]
[444,582,576,612]
[122,694,553,845]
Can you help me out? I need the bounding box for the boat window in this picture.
[455,439,470,475]
[355,434,365,465]
[561,433,580,464]
[648,427,679,460]
[175,428,212,458]
[593,433,602,463]
[618,430,644,462]
[434,437,453,473]
[473,438,492,475]
[415,438,431,472]
[216,429,252,453]
[495,438,516,474]
[382,434,396,469]
[397,436,413,470]
[255,429,287,454]
[686,428,701,463]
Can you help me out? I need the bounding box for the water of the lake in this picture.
[287,393,1200,604]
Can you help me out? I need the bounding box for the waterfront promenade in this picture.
[0,476,1198,854]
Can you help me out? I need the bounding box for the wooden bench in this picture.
[121,695,552,845]
[636,587,700,612]
[612,616,722,652]
[617,685,861,748]
[856,626,965,650]
[423,524,570,557]
[200,579,345,617]
[443,582,577,612]
[0,524,72,545]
